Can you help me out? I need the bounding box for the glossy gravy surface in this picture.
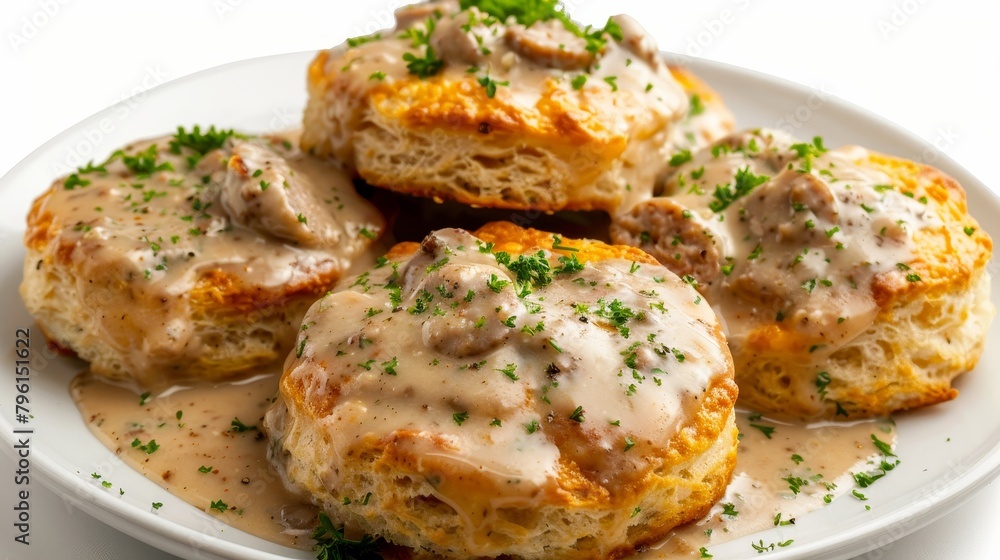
[31,130,383,385]
[271,227,729,505]
[73,370,894,557]
[71,371,315,550]
[661,129,936,358]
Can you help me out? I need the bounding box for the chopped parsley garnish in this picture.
[453,411,470,425]
[407,289,434,314]
[387,284,403,308]
[119,144,174,176]
[871,434,896,457]
[801,278,817,293]
[427,257,450,273]
[604,76,618,91]
[773,512,795,526]
[139,391,152,406]
[554,254,584,274]
[478,73,510,98]
[749,423,776,439]
[347,33,382,48]
[623,436,636,451]
[497,363,519,381]
[815,371,831,398]
[198,465,213,473]
[593,298,639,338]
[77,160,108,174]
[720,502,739,517]
[459,0,621,54]
[752,540,793,553]
[669,150,692,167]
[402,18,444,78]
[569,406,585,422]
[571,74,587,90]
[169,125,236,168]
[852,435,901,489]
[312,512,383,560]
[503,250,552,292]
[64,174,91,190]
[486,273,510,293]
[708,167,769,212]
[231,417,258,432]
[782,475,808,495]
[152,502,163,510]
[689,94,705,116]
[789,136,828,172]
[130,438,159,454]
[520,321,544,335]
[524,419,541,434]
[551,234,579,252]
[381,357,398,376]
[964,226,976,236]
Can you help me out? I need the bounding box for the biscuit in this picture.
[265,222,738,559]
[611,128,994,419]
[301,1,729,213]
[21,128,384,387]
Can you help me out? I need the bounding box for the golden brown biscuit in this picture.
[611,128,994,419]
[21,127,384,387]
[264,222,738,559]
[301,1,723,213]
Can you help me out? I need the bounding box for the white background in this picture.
[2,1,999,559]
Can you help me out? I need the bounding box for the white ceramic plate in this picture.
[1,52,998,560]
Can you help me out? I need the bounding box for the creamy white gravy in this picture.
[72,370,895,557]
[658,129,937,359]
[269,227,729,506]
[71,370,316,550]
[649,413,895,557]
[304,0,691,210]
[27,129,383,385]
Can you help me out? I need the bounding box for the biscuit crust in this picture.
[266,222,738,559]
[612,129,993,419]
[301,3,708,214]
[21,132,384,386]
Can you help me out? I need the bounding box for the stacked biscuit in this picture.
[21,1,992,559]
